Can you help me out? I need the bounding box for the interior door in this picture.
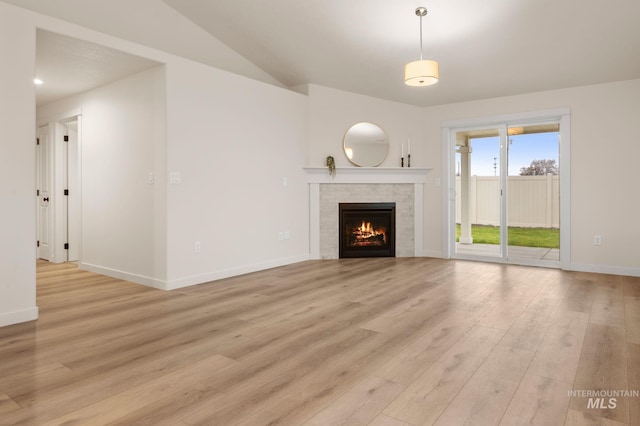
[66,119,81,262]
[36,124,52,260]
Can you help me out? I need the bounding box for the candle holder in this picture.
[401,157,404,167]
[408,154,411,168]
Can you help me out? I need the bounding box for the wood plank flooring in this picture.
[0,259,639,425]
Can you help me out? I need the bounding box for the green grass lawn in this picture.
[456,224,559,248]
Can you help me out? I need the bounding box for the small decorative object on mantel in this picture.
[401,143,404,167]
[408,138,411,168]
[326,155,336,177]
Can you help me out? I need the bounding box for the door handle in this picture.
[43,197,49,202]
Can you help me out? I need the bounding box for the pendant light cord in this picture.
[419,14,424,61]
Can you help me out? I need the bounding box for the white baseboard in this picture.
[78,262,166,290]
[415,251,639,277]
[0,306,39,327]
[165,254,311,290]
[80,256,639,294]
[567,262,640,277]
[80,255,311,291]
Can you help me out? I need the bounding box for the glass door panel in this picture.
[454,127,503,258]
[506,123,560,263]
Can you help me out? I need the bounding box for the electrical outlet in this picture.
[194,241,201,253]
[284,231,290,240]
[593,235,602,246]
[278,232,284,241]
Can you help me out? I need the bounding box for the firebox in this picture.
[339,202,396,258]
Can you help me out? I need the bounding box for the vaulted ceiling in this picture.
[164,0,640,106]
[6,0,640,107]
[35,31,161,107]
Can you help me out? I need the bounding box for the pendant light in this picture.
[404,6,439,86]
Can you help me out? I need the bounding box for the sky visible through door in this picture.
[461,132,559,176]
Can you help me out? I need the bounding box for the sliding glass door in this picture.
[451,121,561,266]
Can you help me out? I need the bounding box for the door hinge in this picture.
[37,241,40,247]
[37,189,40,196]
[64,135,69,142]
[36,138,40,145]
[64,243,69,250]
[64,189,69,196]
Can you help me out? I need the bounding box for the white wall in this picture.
[0,4,38,326]
[36,35,311,291]
[34,23,311,290]
[305,84,425,168]
[37,66,167,286]
[423,79,640,275]
[164,60,309,289]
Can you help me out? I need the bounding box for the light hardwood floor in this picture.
[1,258,639,425]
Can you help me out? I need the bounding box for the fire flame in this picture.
[352,221,386,245]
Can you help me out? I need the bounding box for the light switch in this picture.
[169,172,181,184]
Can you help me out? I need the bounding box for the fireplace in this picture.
[339,203,396,258]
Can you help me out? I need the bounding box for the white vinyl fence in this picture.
[456,174,559,228]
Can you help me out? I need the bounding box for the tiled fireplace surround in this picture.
[304,168,429,259]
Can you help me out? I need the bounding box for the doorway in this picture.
[443,110,570,268]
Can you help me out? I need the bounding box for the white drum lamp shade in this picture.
[404,59,439,86]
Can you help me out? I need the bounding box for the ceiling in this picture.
[15,0,640,107]
[162,0,640,106]
[35,31,161,107]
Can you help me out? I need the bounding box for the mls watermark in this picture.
[568,389,640,409]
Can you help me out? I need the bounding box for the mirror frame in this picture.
[342,122,389,167]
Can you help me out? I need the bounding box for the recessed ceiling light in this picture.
[34,78,44,85]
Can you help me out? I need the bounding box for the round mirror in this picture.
[343,122,389,167]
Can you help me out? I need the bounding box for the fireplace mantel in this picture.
[304,167,430,259]
[303,167,430,184]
